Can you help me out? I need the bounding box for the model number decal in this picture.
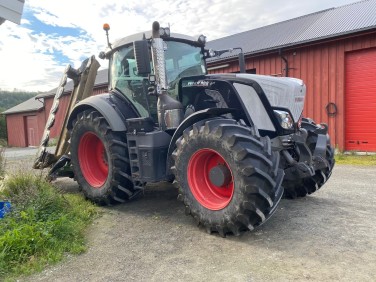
[186,80,214,87]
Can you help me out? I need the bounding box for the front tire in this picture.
[70,110,140,205]
[283,118,335,198]
[172,118,284,236]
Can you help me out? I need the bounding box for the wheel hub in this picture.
[209,164,232,187]
[187,148,234,210]
[78,132,109,188]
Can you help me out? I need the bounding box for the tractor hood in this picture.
[236,74,306,122]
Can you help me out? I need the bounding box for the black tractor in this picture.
[39,21,335,236]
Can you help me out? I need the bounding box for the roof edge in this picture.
[209,27,376,64]
[208,7,335,43]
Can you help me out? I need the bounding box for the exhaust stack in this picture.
[151,21,183,130]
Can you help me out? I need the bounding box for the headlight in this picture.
[273,110,294,129]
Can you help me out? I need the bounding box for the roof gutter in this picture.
[35,96,45,106]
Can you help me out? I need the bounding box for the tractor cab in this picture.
[100,24,208,124]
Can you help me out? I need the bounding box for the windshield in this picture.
[165,41,206,97]
[110,40,206,119]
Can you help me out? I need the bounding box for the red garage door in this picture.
[345,48,376,152]
[26,115,38,147]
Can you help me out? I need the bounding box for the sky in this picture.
[0,0,360,92]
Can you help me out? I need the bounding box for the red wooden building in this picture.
[3,0,376,151]
[2,69,108,147]
[206,0,376,152]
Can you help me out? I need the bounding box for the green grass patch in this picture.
[0,147,5,178]
[46,138,58,147]
[0,139,7,147]
[0,173,98,280]
[335,153,376,166]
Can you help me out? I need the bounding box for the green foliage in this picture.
[0,91,39,112]
[335,153,376,166]
[0,139,7,147]
[0,148,5,178]
[0,116,6,141]
[0,174,98,279]
[47,138,58,146]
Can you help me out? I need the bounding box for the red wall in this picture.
[43,85,108,140]
[6,109,46,147]
[6,86,109,147]
[44,94,72,139]
[6,114,26,147]
[209,31,376,151]
[93,85,108,95]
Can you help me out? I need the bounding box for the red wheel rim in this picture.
[187,148,234,210]
[78,132,108,188]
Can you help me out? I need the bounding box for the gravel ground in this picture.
[3,151,376,282]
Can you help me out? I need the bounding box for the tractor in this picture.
[34,21,335,236]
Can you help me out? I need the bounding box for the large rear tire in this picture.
[70,110,140,205]
[283,118,335,198]
[172,118,284,236]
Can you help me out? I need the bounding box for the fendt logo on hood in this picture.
[295,96,305,103]
[186,80,214,87]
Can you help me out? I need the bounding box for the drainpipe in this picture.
[233,47,246,73]
[35,97,44,105]
[279,49,289,77]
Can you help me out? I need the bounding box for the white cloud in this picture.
[0,23,62,91]
[33,8,76,28]
[0,0,358,92]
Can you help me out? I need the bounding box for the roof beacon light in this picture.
[103,23,112,49]
[103,23,110,31]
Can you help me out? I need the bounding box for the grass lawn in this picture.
[0,173,98,281]
[335,153,376,166]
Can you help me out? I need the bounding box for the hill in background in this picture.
[0,91,39,112]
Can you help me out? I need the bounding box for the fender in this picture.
[67,93,139,131]
[166,108,239,175]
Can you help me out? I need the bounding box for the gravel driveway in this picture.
[4,152,375,281]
